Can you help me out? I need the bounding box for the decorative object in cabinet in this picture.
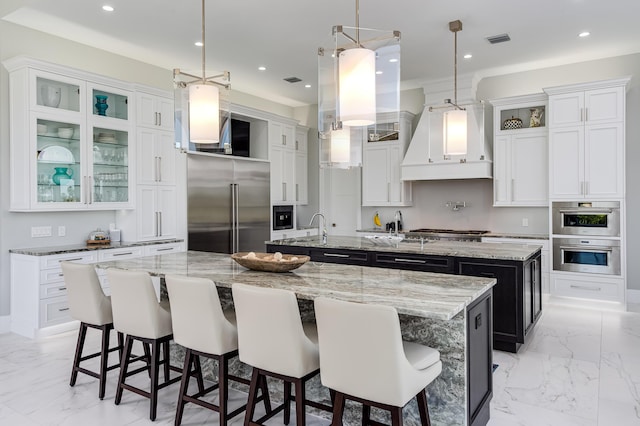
[490,94,548,207]
[544,77,629,200]
[362,111,414,206]
[4,57,134,211]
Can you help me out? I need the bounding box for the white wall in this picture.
[0,21,302,318]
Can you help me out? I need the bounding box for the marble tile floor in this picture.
[0,299,638,426]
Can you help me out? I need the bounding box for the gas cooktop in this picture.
[409,229,490,235]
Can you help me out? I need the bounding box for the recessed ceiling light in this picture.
[102,5,114,12]
[194,41,203,47]
[389,58,398,63]
[258,66,266,71]
[579,31,590,38]
[376,70,383,75]
[305,84,312,88]
[463,54,472,59]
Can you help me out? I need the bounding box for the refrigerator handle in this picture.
[234,183,240,252]
[231,183,237,253]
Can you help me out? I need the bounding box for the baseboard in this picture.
[627,289,640,304]
[0,316,10,334]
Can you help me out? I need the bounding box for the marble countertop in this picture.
[268,235,542,261]
[9,239,184,256]
[95,251,496,321]
[357,228,549,240]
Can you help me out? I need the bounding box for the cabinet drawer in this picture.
[310,249,370,266]
[40,269,67,284]
[374,253,454,274]
[39,296,72,328]
[552,275,623,302]
[99,246,144,261]
[40,252,98,269]
[40,282,68,299]
[144,243,184,256]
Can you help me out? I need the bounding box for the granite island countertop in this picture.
[95,250,496,321]
[268,235,541,261]
[9,238,184,256]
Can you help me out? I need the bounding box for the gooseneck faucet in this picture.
[309,213,327,245]
[394,210,403,237]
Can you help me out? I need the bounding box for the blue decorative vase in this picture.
[52,167,73,185]
[95,95,109,116]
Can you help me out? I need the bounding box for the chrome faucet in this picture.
[309,213,327,244]
[394,210,403,237]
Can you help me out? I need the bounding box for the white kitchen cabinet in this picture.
[550,272,625,304]
[136,91,174,132]
[4,57,135,211]
[269,119,297,203]
[361,111,414,207]
[491,94,548,207]
[295,126,309,205]
[137,127,176,186]
[545,78,629,200]
[136,185,178,241]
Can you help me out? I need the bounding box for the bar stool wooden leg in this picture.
[163,340,171,382]
[244,368,261,426]
[150,339,161,421]
[295,378,306,426]
[331,392,345,426]
[362,404,371,425]
[218,352,229,426]
[259,374,272,413]
[193,355,205,394]
[283,381,292,425]
[70,322,88,387]
[98,324,112,399]
[175,348,193,426]
[416,389,431,426]
[115,335,134,405]
[390,407,402,426]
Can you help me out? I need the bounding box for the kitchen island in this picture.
[267,235,543,353]
[96,250,495,426]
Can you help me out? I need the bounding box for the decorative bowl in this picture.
[58,128,74,139]
[38,145,75,163]
[502,116,523,130]
[231,252,310,273]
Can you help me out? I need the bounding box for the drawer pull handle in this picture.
[113,252,134,256]
[58,273,64,277]
[58,287,67,291]
[570,284,601,292]
[394,258,426,264]
[324,253,349,258]
[58,307,70,312]
[63,258,83,262]
[156,247,173,252]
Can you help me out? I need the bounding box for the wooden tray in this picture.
[231,252,309,273]
[87,239,111,246]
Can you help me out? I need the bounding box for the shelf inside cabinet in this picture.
[36,77,80,112]
[92,89,128,120]
[500,105,546,130]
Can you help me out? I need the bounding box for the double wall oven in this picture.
[552,201,621,276]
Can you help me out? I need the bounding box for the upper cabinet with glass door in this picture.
[4,56,135,211]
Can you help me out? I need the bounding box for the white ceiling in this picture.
[3,0,640,107]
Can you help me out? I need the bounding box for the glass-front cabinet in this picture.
[6,57,134,211]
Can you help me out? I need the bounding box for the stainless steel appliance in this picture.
[272,205,294,230]
[187,154,270,254]
[552,201,620,237]
[553,237,621,275]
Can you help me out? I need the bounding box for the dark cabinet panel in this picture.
[467,291,493,426]
[266,244,310,256]
[309,248,371,266]
[373,252,455,274]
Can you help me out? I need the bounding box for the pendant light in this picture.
[443,20,467,156]
[317,1,401,168]
[338,0,376,127]
[174,0,230,148]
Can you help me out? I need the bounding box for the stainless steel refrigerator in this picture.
[187,153,270,254]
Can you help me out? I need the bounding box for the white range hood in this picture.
[401,76,493,181]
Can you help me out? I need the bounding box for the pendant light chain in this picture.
[355,0,360,46]
[454,26,458,106]
[201,0,206,84]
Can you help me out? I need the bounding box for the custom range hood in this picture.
[401,76,493,181]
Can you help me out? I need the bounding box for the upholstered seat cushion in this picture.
[403,341,440,371]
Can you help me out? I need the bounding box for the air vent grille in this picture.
[283,77,302,83]
[486,33,511,44]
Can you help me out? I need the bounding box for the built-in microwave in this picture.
[552,201,620,237]
[273,205,294,230]
[552,237,621,276]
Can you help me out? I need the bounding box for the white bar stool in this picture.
[165,275,270,425]
[107,268,182,421]
[61,261,124,400]
[314,297,443,426]
[231,283,332,426]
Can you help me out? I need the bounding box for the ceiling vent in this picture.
[283,77,302,83]
[486,33,511,44]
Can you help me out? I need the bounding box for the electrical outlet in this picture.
[58,226,66,237]
[522,218,529,227]
[31,226,52,238]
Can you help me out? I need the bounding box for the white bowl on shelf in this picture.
[38,145,75,163]
[57,128,74,139]
[37,124,47,135]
